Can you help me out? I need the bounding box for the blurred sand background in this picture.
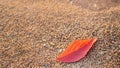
[0,0,120,68]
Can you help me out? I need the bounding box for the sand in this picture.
[0,0,120,68]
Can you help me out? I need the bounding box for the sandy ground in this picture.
[70,0,120,11]
[0,0,120,68]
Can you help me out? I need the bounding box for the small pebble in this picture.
[43,44,46,47]
[50,42,55,46]
[59,49,63,52]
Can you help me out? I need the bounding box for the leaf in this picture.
[57,38,97,62]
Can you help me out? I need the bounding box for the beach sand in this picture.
[0,0,120,68]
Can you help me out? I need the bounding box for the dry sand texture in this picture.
[0,0,120,68]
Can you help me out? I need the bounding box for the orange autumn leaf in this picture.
[57,38,97,62]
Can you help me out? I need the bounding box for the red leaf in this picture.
[57,38,97,62]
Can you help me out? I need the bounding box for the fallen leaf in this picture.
[57,38,97,62]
